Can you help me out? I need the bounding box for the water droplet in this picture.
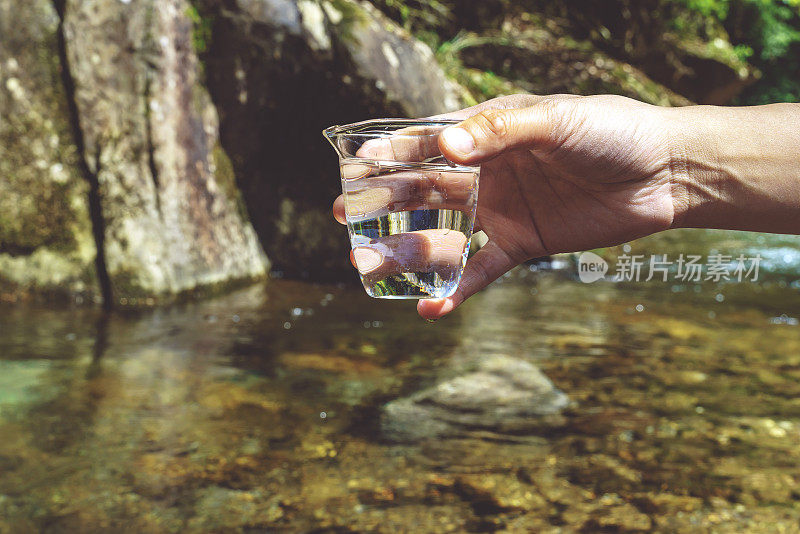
[635,304,644,312]
[715,293,725,302]
[291,307,303,317]
[232,314,240,323]
[283,322,291,330]
[622,244,632,253]
[320,411,327,419]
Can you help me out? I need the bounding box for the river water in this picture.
[1,230,799,532]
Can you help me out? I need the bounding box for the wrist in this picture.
[663,105,731,230]
[664,103,800,234]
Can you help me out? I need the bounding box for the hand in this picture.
[334,94,683,318]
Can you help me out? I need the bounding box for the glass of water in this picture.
[324,119,479,299]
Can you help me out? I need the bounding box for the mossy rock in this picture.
[0,0,97,301]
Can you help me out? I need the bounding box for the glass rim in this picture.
[322,118,461,139]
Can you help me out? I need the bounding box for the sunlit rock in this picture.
[381,354,568,442]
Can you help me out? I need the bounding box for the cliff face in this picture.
[0,0,761,302]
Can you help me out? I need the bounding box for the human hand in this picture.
[334,94,683,318]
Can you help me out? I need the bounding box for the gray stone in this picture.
[381,355,569,443]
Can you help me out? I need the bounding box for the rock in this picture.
[586,498,653,532]
[2,0,270,304]
[0,0,97,300]
[59,0,267,302]
[188,487,283,530]
[452,474,548,514]
[196,0,465,279]
[381,355,568,442]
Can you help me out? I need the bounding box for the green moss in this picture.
[327,0,371,44]
[211,143,250,222]
[0,0,97,299]
[108,265,265,307]
[186,4,213,54]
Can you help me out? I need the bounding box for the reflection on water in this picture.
[1,238,800,531]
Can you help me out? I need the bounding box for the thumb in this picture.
[439,105,557,165]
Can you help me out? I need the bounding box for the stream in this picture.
[1,229,799,532]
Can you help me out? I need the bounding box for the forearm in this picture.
[667,103,800,233]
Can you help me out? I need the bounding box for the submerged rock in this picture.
[381,355,568,443]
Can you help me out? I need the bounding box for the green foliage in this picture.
[747,0,800,60]
[678,0,800,102]
[374,0,451,34]
[682,0,730,18]
[434,32,527,102]
[368,0,798,104]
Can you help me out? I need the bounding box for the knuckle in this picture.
[471,109,511,140]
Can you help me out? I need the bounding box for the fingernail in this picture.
[442,127,474,155]
[352,247,383,273]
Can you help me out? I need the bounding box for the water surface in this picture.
[1,231,800,532]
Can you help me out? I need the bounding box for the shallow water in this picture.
[1,231,800,532]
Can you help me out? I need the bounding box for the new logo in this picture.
[577,251,608,283]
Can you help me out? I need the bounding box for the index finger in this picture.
[355,124,451,163]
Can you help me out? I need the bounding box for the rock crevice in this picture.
[52,0,113,308]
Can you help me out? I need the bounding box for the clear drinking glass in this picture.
[324,119,480,299]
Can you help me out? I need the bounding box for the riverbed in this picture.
[1,230,799,532]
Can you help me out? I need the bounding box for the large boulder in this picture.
[60,0,268,302]
[196,0,465,279]
[0,0,269,305]
[0,0,97,301]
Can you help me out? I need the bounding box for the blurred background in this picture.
[1,0,800,531]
